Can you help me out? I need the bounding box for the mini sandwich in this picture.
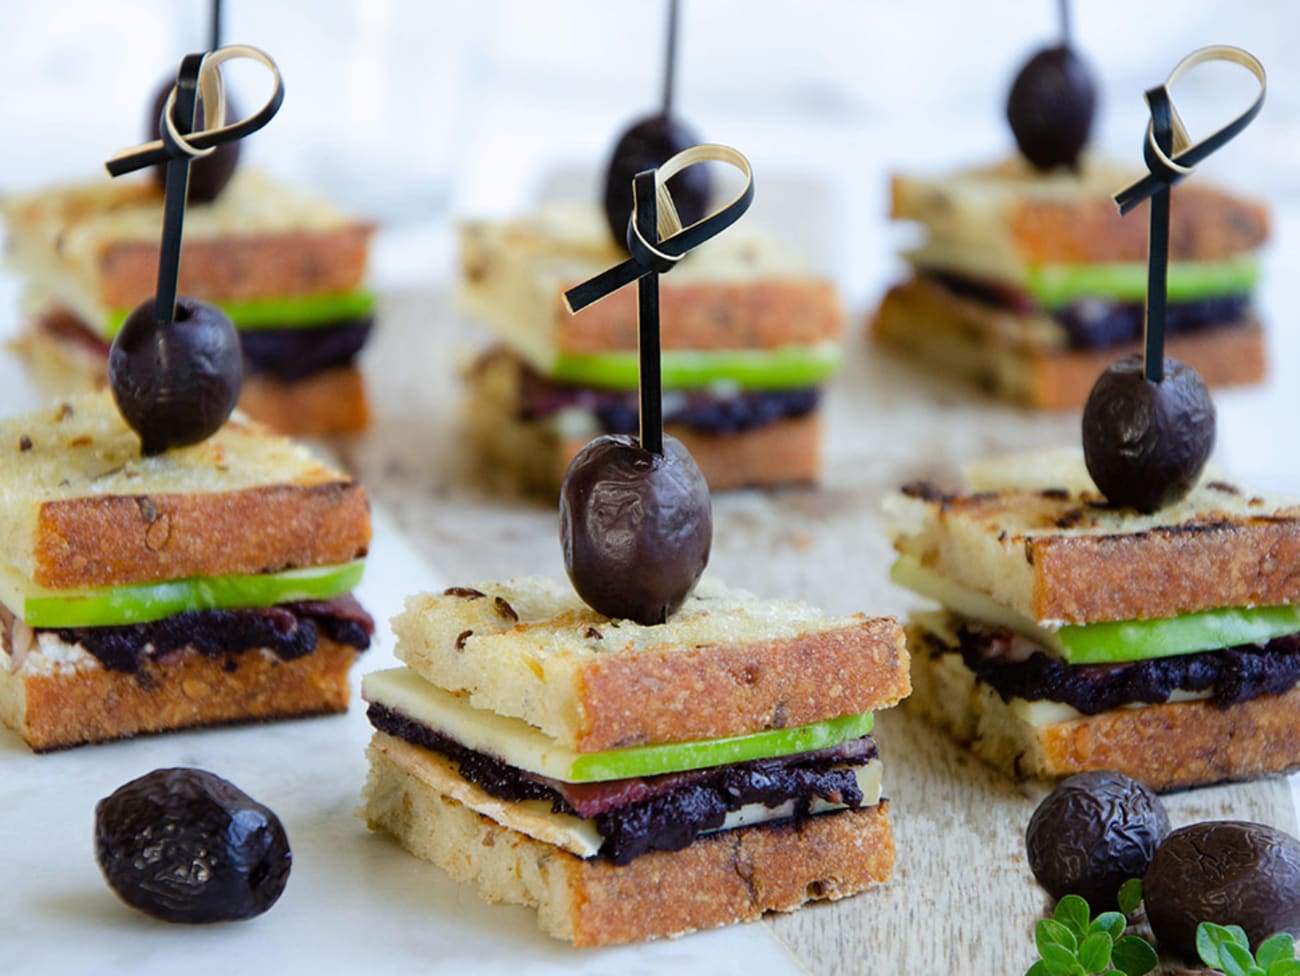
[872,158,1270,409]
[886,451,1300,791]
[0,392,373,751]
[458,205,844,493]
[361,577,907,946]
[1,170,376,436]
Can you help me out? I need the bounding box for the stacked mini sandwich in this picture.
[872,157,1269,409]
[0,391,373,751]
[362,577,908,945]
[1,170,376,435]
[458,205,844,492]
[886,452,1300,791]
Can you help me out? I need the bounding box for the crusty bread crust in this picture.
[907,630,1300,791]
[14,321,372,437]
[97,225,374,308]
[1,637,359,751]
[239,367,371,436]
[463,351,822,494]
[34,480,370,590]
[554,278,843,353]
[889,162,1270,263]
[871,276,1266,409]
[363,736,895,946]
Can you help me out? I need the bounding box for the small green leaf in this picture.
[1111,935,1159,976]
[1200,923,1229,967]
[1222,941,1256,976]
[1227,926,1253,948]
[1091,912,1126,942]
[1055,895,1092,939]
[1040,942,1080,976]
[1079,932,1114,972]
[1039,918,1079,954]
[1268,960,1300,976]
[1117,879,1143,916]
[1260,935,1297,967]
[1026,961,1053,976]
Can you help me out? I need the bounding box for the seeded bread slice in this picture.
[890,155,1269,277]
[458,203,843,373]
[393,577,909,753]
[886,462,1300,625]
[363,734,895,946]
[907,622,1300,791]
[0,392,370,591]
[871,275,1265,409]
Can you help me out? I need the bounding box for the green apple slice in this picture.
[363,667,873,783]
[9,560,365,629]
[891,555,1300,665]
[1024,255,1258,309]
[549,342,842,391]
[104,289,377,338]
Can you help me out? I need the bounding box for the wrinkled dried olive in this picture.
[148,81,241,202]
[602,114,710,248]
[1007,44,1096,170]
[95,767,291,923]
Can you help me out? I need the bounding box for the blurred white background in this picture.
[2,1,1297,287]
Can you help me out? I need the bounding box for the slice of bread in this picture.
[0,392,370,591]
[872,276,1266,409]
[458,203,842,373]
[1,632,359,751]
[462,349,822,494]
[2,170,374,315]
[886,466,1300,624]
[363,733,895,946]
[392,577,908,753]
[890,156,1270,277]
[907,622,1300,791]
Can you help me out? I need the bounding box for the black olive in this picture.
[602,114,711,249]
[1026,771,1170,910]
[1145,821,1300,961]
[1082,354,1215,513]
[109,295,243,456]
[560,433,711,625]
[1006,45,1097,171]
[95,768,291,923]
[149,80,241,203]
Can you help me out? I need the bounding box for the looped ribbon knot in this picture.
[1113,45,1265,215]
[105,44,285,177]
[564,144,754,313]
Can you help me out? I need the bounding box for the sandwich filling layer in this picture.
[369,707,881,864]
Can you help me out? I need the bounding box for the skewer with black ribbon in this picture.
[1082,46,1265,513]
[104,45,284,456]
[559,144,754,626]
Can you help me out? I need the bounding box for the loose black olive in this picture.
[95,767,291,923]
[149,80,241,203]
[560,433,711,625]
[1006,45,1097,171]
[1026,770,1170,910]
[109,295,243,456]
[602,114,711,249]
[1145,821,1300,961]
[1082,354,1215,513]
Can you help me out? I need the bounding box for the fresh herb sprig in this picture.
[1197,924,1300,976]
[1026,881,1158,976]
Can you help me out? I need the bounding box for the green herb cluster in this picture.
[1026,882,1157,976]
[1197,924,1300,976]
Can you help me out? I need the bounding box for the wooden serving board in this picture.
[339,289,1298,976]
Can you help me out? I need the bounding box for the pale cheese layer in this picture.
[371,730,883,859]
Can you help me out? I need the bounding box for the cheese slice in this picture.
[363,666,874,784]
[371,730,883,859]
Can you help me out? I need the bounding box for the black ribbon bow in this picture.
[563,144,754,454]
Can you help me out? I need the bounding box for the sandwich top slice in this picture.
[0,392,374,751]
[362,577,908,946]
[1,170,377,435]
[458,204,844,492]
[886,450,1300,790]
[873,157,1270,408]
